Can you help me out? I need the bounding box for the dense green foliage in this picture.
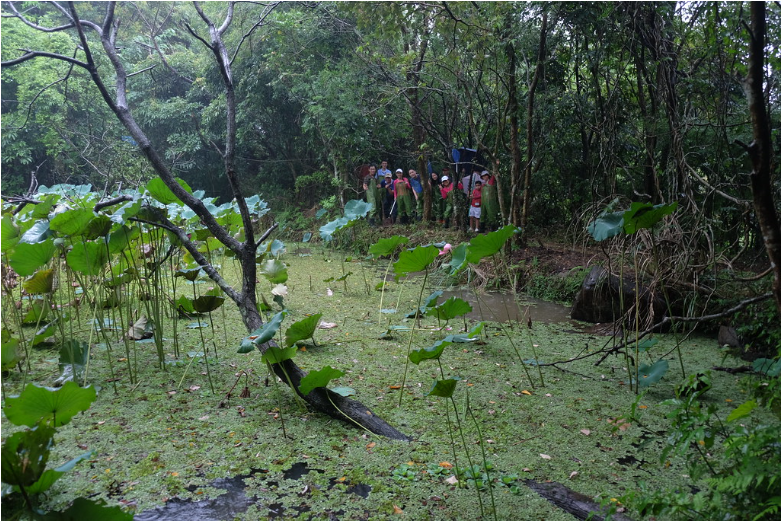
[2,2,779,243]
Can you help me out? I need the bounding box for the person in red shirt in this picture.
[469,180,483,233]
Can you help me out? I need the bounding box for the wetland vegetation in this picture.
[2,2,780,520]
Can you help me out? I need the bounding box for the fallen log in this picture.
[525,479,633,521]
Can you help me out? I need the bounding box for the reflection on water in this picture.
[439,289,574,324]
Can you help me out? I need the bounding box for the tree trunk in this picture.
[745,2,781,315]
[507,40,523,228]
[520,12,548,235]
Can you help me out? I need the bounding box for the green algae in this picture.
[1,247,758,519]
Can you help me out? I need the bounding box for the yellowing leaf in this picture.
[521,390,532,396]
[393,505,404,514]
[439,461,453,469]
[366,442,376,449]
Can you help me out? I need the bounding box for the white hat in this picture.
[441,176,449,181]
[395,168,403,173]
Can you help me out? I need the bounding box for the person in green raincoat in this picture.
[362,165,383,224]
[480,171,500,231]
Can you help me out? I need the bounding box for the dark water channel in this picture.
[134,461,369,520]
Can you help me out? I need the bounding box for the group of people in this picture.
[362,161,500,232]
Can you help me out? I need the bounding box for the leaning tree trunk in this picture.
[745,2,781,315]
[1,1,411,441]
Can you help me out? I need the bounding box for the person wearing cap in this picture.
[479,170,499,231]
[469,179,483,233]
[439,174,454,227]
[381,172,396,223]
[392,168,414,225]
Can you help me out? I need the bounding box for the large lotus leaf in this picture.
[192,295,225,313]
[4,382,96,427]
[429,297,472,321]
[9,239,56,276]
[0,424,55,488]
[261,345,297,365]
[145,177,192,206]
[42,497,134,520]
[217,211,243,229]
[636,359,669,388]
[31,195,59,219]
[238,311,286,353]
[406,290,443,318]
[622,201,678,235]
[409,339,452,365]
[260,259,288,284]
[67,241,109,276]
[466,225,518,264]
[84,214,114,239]
[319,216,350,242]
[344,199,372,219]
[587,210,625,242]
[444,243,469,275]
[19,219,52,244]
[284,313,322,348]
[393,245,438,278]
[1,329,22,371]
[369,235,409,258]
[38,183,92,197]
[753,358,781,377]
[428,378,461,398]
[50,208,93,237]
[298,365,345,396]
[267,239,286,256]
[176,295,195,314]
[448,322,484,343]
[193,228,212,241]
[1,215,20,252]
[22,301,49,324]
[25,449,93,496]
[109,199,142,224]
[174,267,202,281]
[196,237,224,254]
[23,269,55,294]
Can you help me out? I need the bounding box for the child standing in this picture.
[469,180,483,233]
[392,169,414,224]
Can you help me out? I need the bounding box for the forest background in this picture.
[2,2,778,247]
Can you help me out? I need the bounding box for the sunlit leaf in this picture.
[238,311,286,353]
[260,259,288,284]
[67,241,109,275]
[727,400,758,423]
[145,177,192,205]
[1,215,20,252]
[50,208,93,236]
[23,269,55,294]
[409,339,452,365]
[284,313,322,348]
[9,239,56,276]
[261,345,297,364]
[1,329,22,371]
[298,365,345,396]
[466,225,518,264]
[393,245,438,278]
[19,219,52,244]
[622,201,678,234]
[369,235,409,258]
[428,296,472,321]
[4,382,97,427]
